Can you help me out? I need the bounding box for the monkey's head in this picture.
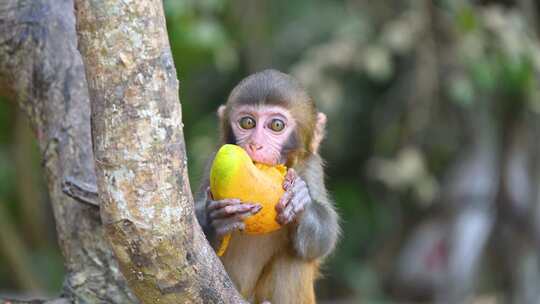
[218,69,326,167]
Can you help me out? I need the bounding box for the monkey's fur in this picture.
[195,70,339,304]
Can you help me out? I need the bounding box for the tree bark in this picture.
[0,0,135,302]
[75,0,244,303]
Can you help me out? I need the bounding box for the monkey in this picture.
[195,69,339,304]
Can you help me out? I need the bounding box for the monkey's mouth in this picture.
[246,152,279,167]
[250,157,276,166]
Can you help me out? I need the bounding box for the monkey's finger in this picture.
[209,204,260,219]
[206,187,214,200]
[278,199,296,224]
[283,200,297,223]
[285,168,296,180]
[276,189,293,212]
[283,168,297,190]
[207,198,242,211]
[218,208,261,223]
[215,221,245,236]
[279,189,309,224]
[213,211,256,231]
[277,206,295,225]
[242,202,263,214]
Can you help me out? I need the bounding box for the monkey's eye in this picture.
[269,119,285,132]
[239,117,256,129]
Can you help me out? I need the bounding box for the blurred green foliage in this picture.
[2,0,540,302]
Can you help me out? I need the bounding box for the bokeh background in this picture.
[2,0,540,303]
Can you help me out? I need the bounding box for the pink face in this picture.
[230,105,296,166]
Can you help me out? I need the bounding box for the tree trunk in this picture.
[0,0,135,303]
[75,0,244,303]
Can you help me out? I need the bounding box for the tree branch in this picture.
[0,0,135,302]
[62,177,100,208]
[75,0,244,303]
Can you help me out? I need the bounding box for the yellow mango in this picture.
[210,144,286,235]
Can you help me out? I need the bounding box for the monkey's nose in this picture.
[248,143,263,152]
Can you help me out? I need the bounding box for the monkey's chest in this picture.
[219,229,288,297]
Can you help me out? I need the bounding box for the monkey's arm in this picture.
[194,174,219,246]
[287,155,340,260]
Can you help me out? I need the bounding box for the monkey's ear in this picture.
[217,105,226,119]
[311,112,327,153]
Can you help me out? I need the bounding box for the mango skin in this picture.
[210,144,286,234]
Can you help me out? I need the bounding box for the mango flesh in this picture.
[210,144,286,234]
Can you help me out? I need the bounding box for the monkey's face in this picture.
[229,104,297,166]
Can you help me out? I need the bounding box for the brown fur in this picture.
[196,70,339,304]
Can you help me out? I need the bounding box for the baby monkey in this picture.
[196,69,339,304]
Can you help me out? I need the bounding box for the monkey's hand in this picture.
[206,187,262,237]
[275,169,311,225]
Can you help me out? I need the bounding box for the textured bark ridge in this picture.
[75,0,244,303]
[0,0,135,303]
